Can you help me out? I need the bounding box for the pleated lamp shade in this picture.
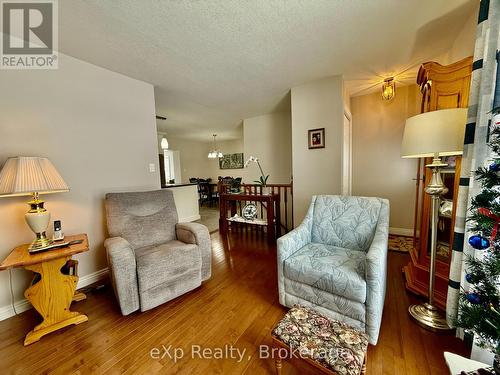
[0,157,69,197]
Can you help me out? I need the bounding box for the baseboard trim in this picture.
[180,214,201,222]
[77,268,109,289]
[389,227,414,236]
[0,267,109,322]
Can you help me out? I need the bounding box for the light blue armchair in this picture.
[277,195,389,345]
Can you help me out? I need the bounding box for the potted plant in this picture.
[245,156,270,195]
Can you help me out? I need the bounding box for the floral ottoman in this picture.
[271,305,369,375]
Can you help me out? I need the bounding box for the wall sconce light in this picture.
[382,77,396,100]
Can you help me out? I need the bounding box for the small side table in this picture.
[219,192,281,243]
[0,234,89,345]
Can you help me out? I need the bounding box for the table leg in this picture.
[219,197,225,234]
[275,199,281,238]
[230,201,237,217]
[275,356,282,375]
[72,291,87,302]
[23,256,88,345]
[267,198,275,243]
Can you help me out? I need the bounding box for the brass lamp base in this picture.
[409,303,451,332]
[29,233,53,251]
[25,193,53,251]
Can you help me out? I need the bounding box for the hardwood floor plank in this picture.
[0,232,468,374]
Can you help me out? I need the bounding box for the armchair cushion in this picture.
[135,240,201,294]
[284,243,367,304]
[105,190,178,250]
[311,195,382,252]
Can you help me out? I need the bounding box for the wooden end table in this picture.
[219,192,281,243]
[0,234,89,345]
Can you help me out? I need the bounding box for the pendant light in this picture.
[382,77,396,100]
[160,136,169,150]
[208,134,223,159]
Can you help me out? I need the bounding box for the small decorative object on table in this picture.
[308,128,325,149]
[244,156,270,194]
[460,368,495,375]
[439,199,453,218]
[272,305,368,375]
[242,203,257,220]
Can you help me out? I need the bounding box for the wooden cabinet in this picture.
[404,57,472,310]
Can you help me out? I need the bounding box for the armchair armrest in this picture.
[104,237,140,315]
[277,222,312,262]
[176,222,212,281]
[365,199,389,344]
[277,202,314,306]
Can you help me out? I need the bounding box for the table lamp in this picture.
[0,157,69,250]
[401,108,467,330]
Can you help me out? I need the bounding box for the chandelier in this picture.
[208,134,223,159]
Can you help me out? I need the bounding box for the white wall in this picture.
[447,3,478,64]
[165,185,200,222]
[161,136,213,182]
[0,53,159,316]
[242,111,292,184]
[159,114,292,185]
[291,76,345,224]
[351,84,421,232]
[213,138,245,181]
[158,136,245,183]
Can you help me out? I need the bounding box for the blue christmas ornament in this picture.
[468,235,490,250]
[466,292,481,304]
[465,273,475,283]
[489,162,500,172]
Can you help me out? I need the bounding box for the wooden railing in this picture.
[218,182,293,233]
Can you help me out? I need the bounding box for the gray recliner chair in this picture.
[104,190,211,315]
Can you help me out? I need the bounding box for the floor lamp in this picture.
[401,108,467,331]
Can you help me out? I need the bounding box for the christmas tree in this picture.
[456,122,500,357]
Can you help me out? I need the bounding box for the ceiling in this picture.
[59,0,477,141]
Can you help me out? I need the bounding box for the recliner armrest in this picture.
[176,222,212,281]
[104,237,140,315]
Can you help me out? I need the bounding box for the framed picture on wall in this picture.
[219,153,244,169]
[308,128,325,149]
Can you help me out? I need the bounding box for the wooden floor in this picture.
[0,231,468,374]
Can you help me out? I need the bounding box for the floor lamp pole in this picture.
[408,155,451,331]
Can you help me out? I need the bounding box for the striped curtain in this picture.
[446,0,500,329]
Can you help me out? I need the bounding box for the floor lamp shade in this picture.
[401,108,467,158]
[0,157,69,251]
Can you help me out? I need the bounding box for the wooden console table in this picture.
[0,234,89,345]
[219,192,280,243]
